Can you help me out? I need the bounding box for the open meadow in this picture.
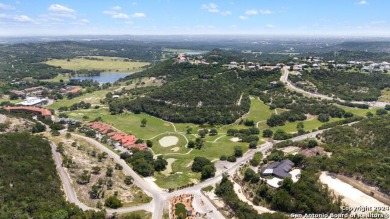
[45,56,149,73]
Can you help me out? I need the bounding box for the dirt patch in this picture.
[305,114,316,121]
[186,161,193,168]
[163,123,171,127]
[319,172,389,213]
[161,158,176,176]
[159,136,179,147]
[279,146,300,154]
[170,147,180,152]
[230,137,240,142]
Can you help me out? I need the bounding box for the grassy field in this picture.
[339,105,377,117]
[119,210,152,219]
[41,73,71,83]
[379,88,390,102]
[45,56,149,73]
[48,89,112,110]
[66,109,174,139]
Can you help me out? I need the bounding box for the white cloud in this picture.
[0,3,15,10]
[221,11,231,16]
[112,13,129,19]
[103,6,145,20]
[0,13,32,22]
[245,9,258,15]
[245,9,272,15]
[48,4,75,13]
[201,3,219,13]
[112,6,122,10]
[259,9,272,15]
[265,24,275,28]
[201,3,231,16]
[239,16,248,20]
[357,0,368,5]
[371,20,385,24]
[131,12,146,18]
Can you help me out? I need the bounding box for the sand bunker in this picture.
[230,137,240,142]
[159,136,179,147]
[161,158,176,176]
[170,147,180,152]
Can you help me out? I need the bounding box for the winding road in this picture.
[52,124,336,219]
[280,67,389,108]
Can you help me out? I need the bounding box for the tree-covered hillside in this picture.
[318,116,390,194]
[290,69,390,101]
[0,132,104,218]
[113,58,281,125]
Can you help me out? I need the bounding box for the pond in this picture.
[71,72,131,83]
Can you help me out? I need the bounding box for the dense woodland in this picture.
[116,58,281,124]
[318,116,390,194]
[0,132,105,218]
[290,69,390,101]
[215,174,289,219]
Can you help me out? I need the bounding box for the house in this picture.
[4,106,52,120]
[261,159,294,179]
[88,122,147,151]
[10,90,25,97]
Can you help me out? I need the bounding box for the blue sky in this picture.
[0,0,389,36]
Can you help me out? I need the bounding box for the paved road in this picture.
[0,114,6,123]
[53,126,339,219]
[280,67,389,108]
[50,141,153,214]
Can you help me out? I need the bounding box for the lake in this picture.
[71,72,131,83]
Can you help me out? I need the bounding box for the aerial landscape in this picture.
[0,0,390,219]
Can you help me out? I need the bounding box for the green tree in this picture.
[307,139,318,148]
[263,129,273,138]
[140,118,147,127]
[105,195,122,209]
[273,129,289,140]
[376,109,388,115]
[188,140,195,148]
[248,141,257,149]
[244,168,256,182]
[209,128,218,136]
[153,157,168,171]
[124,176,134,185]
[201,165,216,180]
[234,146,243,157]
[318,113,330,122]
[146,140,153,148]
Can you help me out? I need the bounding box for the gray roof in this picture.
[261,159,294,179]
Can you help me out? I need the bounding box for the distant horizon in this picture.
[1,0,389,37]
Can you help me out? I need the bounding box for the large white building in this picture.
[17,97,47,106]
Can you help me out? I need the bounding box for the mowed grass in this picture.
[48,89,112,110]
[45,56,149,73]
[338,105,377,117]
[153,135,249,188]
[245,97,274,122]
[41,73,71,83]
[66,109,174,139]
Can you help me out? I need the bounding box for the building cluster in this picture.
[290,57,390,73]
[87,122,147,151]
[11,86,48,98]
[176,53,210,65]
[4,106,52,120]
[224,61,283,71]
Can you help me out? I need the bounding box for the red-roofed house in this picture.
[87,122,146,151]
[4,106,52,120]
